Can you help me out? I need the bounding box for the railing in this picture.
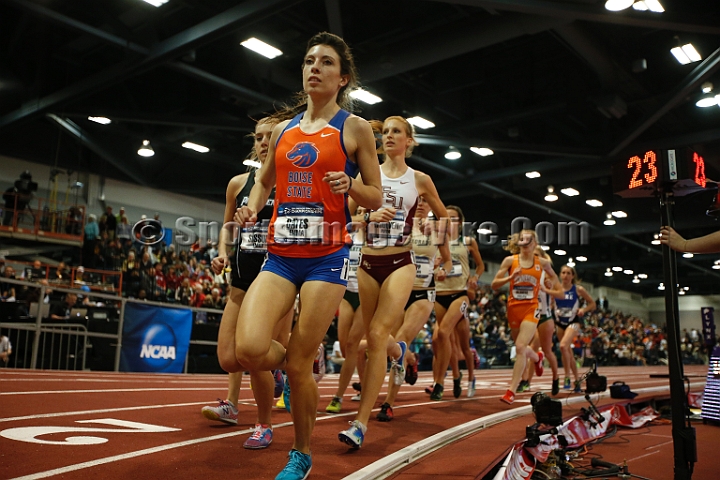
[0,192,85,244]
[1,260,123,296]
[0,278,224,373]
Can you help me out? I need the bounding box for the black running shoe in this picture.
[376,402,394,422]
[453,372,463,398]
[352,382,362,392]
[405,356,419,385]
[552,378,560,396]
[430,383,444,401]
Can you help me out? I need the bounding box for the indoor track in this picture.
[0,365,710,480]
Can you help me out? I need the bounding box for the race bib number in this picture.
[348,246,362,279]
[512,285,535,300]
[369,210,406,247]
[447,259,463,277]
[415,255,433,279]
[240,221,269,253]
[556,307,574,318]
[274,202,324,244]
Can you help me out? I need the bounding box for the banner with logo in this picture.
[701,307,716,346]
[494,405,658,480]
[120,302,193,373]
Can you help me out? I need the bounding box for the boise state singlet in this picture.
[269,109,359,258]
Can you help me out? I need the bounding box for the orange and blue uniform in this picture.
[506,254,542,329]
[262,109,359,287]
[269,109,358,257]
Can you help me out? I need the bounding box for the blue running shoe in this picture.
[282,371,291,413]
[275,449,312,480]
[273,370,284,399]
[338,420,365,449]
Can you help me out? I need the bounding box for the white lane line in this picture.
[6,380,705,480]
[4,393,528,479]
[0,402,211,423]
[1,388,226,396]
[626,450,661,463]
[7,422,289,480]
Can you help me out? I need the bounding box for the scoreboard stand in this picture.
[613,147,712,480]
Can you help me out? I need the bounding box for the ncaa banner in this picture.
[701,307,716,346]
[120,302,193,373]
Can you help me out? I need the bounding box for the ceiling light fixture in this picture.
[623,269,634,275]
[349,88,383,105]
[540,245,550,251]
[567,258,575,267]
[605,268,613,277]
[586,199,603,207]
[651,234,661,245]
[696,95,718,108]
[638,273,648,279]
[683,252,694,258]
[545,185,558,202]
[632,276,640,284]
[611,210,627,218]
[470,147,494,156]
[142,0,170,7]
[658,283,665,290]
[576,256,587,262]
[713,264,720,270]
[137,140,154,157]
[444,146,462,160]
[604,213,616,226]
[243,159,262,169]
[605,0,634,11]
[88,116,111,125]
[561,187,579,196]
[702,82,714,94]
[642,0,665,12]
[612,266,623,272]
[554,249,566,256]
[182,141,210,153]
[525,171,541,178]
[407,116,435,129]
[671,44,702,65]
[679,289,686,295]
[240,37,283,59]
[477,228,494,235]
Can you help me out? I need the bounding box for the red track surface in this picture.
[0,366,711,480]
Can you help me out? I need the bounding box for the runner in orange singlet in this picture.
[491,229,562,404]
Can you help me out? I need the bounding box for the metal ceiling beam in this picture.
[46,114,148,186]
[408,155,464,178]
[435,122,720,193]
[416,134,601,158]
[64,112,249,131]
[436,101,567,135]
[429,0,720,35]
[360,13,570,82]
[0,0,288,129]
[324,0,344,37]
[2,0,280,108]
[609,45,720,157]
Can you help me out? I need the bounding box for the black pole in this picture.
[659,190,696,480]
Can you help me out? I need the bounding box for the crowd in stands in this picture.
[2,206,716,367]
[406,285,714,371]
